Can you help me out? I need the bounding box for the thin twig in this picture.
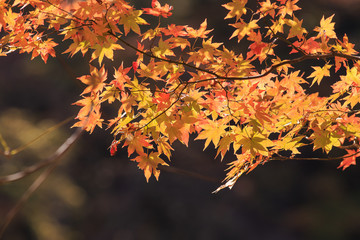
[270,151,360,161]
[0,128,83,238]
[9,116,74,156]
[108,29,360,84]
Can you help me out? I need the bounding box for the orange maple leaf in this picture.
[72,95,103,133]
[78,65,107,95]
[185,19,213,38]
[338,149,359,170]
[123,132,153,156]
[132,152,168,182]
[111,63,132,91]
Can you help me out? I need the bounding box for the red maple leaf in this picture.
[143,0,173,18]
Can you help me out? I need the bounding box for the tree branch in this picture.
[0,127,83,185]
[108,29,360,85]
[0,128,83,239]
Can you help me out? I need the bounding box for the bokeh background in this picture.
[1,0,360,239]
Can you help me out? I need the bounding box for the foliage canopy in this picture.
[1,0,360,192]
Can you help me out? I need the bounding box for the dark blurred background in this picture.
[1,0,360,239]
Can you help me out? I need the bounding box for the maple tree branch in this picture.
[0,127,83,238]
[109,27,360,85]
[107,31,221,77]
[188,51,360,84]
[217,81,241,122]
[270,150,360,162]
[10,117,74,157]
[0,127,83,185]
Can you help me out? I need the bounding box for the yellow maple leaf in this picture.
[119,10,148,35]
[195,120,227,150]
[229,19,259,42]
[91,38,123,65]
[152,38,175,58]
[286,16,307,39]
[314,14,337,39]
[235,126,274,156]
[222,0,248,21]
[308,63,331,86]
[100,85,120,104]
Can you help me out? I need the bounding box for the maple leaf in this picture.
[314,14,337,39]
[72,95,103,133]
[100,85,120,104]
[164,120,189,146]
[195,120,227,150]
[142,27,162,41]
[291,37,320,54]
[77,65,107,95]
[339,34,358,55]
[344,86,360,108]
[198,37,222,61]
[308,64,332,87]
[123,132,153,156]
[286,16,307,40]
[119,10,148,35]
[311,126,343,153]
[213,153,251,193]
[308,63,332,86]
[166,37,190,50]
[273,136,304,155]
[229,19,259,42]
[143,0,173,18]
[72,109,103,133]
[155,136,173,159]
[222,0,248,21]
[110,140,120,156]
[63,39,90,57]
[111,63,132,91]
[338,149,358,170]
[91,38,123,65]
[152,38,175,58]
[216,132,235,160]
[278,0,301,17]
[161,24,187,37]
[29,38,58,63]
[152,92,170,109]
[235,126,274,156]
[185,19,213,38]
[132,152,168,182]
[258,0,276,18]
[247,31,274,63]
[269,18,286,35]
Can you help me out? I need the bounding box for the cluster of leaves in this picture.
[1,0,360,191]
